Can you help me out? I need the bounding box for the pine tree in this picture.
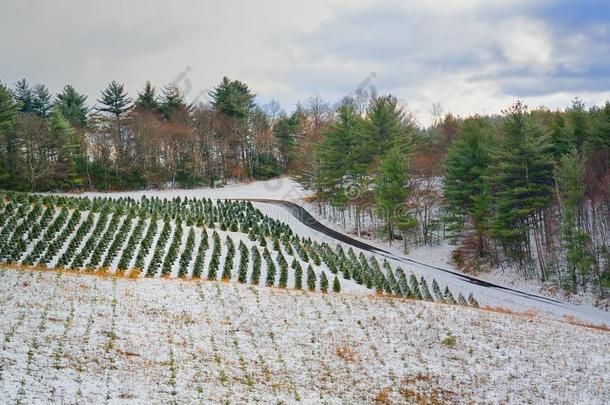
[251,246,261,285]
[375,146,413,245]
[278,263,288,288]
[0,84,18,186]
[31,84,52,117]
[467,293,480,308]
[332,275,341,293]
[320,272,329,293]
[432,279,444,303]
[397,269,412,297]
[409,274,422,299]
[238,243,249,283]
[56,85,88,128]
[419,277,433,301]
[488,102,554,269]
[556,148,594,291]
[317,105,364,211]
[306,265,316,291]
[443,117,492,259]
[135,81,159,112]
[98,81,132,118]
[443,286,456,304]
[14,79,33,114]
[49,107,82,189]
[265,257,276,286]
[294,263,303,289]
[160,83,188,119]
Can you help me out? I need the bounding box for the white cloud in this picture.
[1,0,609,125]
[498,18,553,71]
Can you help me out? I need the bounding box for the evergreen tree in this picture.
[135,81,159,112]
[364,95,414,157]
[443,117,492,258]
[332,275,341,293]
[265,255,276,286]
[0,84,18,185]
[306,265,316,291]
[320,271,329,293]
[419,277,433,301]
[273,110,301,168]
[556,148,594,291]
[409,274,422,299]
[14,79,33,114]
[48,106,81,189]
[160,83,188,119]
[278,263,288,288]
[467,293,479,308]
[488,102,554,269]
[97,81,132,119]
[375,146,412,244]
[431,279,444,303]
[209,76,255,119]
[443,286,456,304]
[294,263,303,289]
[31,84,53,117]
[317,105,364,210]
[252,248,261,282]
[56,85,88,128]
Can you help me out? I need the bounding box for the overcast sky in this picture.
[2,0,609,125]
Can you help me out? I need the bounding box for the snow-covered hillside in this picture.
[0,268,608,404]
[55,179,610,325]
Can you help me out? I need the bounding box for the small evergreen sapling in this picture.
[320,272,329,293]
[468,293,479,308]
[444,286,456,304]
[294,264,303,289]
[306,265,316,291]
[332,276,341,293]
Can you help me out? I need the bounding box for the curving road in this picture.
[245,198,610,324]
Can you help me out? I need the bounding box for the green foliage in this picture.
[306,265,316,291]
[375,146,412,243]
[56,85,88,127]
[332,275,341,293]
[556,149,594,291]
[488,102,554,264]
[443,117,492,246]
[320,271,329,293]
[97,81,132,118]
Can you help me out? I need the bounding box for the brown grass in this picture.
[302,195,318,203]
[482,305,539,318]
[563,314,610,332]
[335,344,358,362]
[374,387,391,404]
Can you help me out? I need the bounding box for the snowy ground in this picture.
[60,178,610,325]
[0,267,608,404]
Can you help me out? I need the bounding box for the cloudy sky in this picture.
[2,0,609,125]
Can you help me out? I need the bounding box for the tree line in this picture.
[295,96,610,298]
[0,77,308,191]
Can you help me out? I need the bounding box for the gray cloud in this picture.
[1,0,609,124]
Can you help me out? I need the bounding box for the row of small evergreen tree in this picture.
[0,190,477,307]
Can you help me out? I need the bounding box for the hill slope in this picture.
[1,268,608,404]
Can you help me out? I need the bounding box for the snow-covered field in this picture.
[1,267,608,404]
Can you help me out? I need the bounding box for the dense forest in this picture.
[0,77,609,298]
